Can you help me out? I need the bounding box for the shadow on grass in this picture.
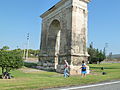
[90,66,120,69]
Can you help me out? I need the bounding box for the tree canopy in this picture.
[1,46,10,50]
[0,50,23,75]
[88,43,106,64]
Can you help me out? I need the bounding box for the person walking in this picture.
[64,60,70,78]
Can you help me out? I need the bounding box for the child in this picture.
[80,64,87,77]
[64,60,70,78]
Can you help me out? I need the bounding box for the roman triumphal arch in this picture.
[39,0,90,75]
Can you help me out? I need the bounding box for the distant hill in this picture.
[102,54,120,63]
[110,54,120,59]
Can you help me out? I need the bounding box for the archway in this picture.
[47,20,61,69]
[39,0,90,74]
[47,20,61,56]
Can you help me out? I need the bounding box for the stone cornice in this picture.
[40,0,90,18]
[40,0,68,18]
[79,0,91,3]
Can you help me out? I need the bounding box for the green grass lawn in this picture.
[0,63,120,90]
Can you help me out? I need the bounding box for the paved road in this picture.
[45,81,120,90]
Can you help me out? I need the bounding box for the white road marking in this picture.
[60,81,120,90]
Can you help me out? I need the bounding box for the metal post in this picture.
[105,43,108,60]
[26,33,29,59]
[23,47,26,59]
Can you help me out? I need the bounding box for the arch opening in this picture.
[47,20,61,56]
[47,20,61,69]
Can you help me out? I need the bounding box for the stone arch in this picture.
[39,0,90,74]
[47,19,61,56]
[48,18,61,28]
[46,19,61,69]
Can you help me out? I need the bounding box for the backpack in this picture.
[82,66,86,71]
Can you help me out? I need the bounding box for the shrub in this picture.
[0,50,23,78]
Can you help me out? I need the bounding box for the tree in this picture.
[1,46,10,50]
[27,49,40,58]
[88,43,106,64]
[0,50,23,78]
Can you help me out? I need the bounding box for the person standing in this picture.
[80,64,87,77]
[64,60,70,78]
[80,61,90,77]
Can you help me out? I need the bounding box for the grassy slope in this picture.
[0,63,120,90]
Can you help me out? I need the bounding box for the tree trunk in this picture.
[2,67,4,74]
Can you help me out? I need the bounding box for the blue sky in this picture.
[0,0,120,54]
